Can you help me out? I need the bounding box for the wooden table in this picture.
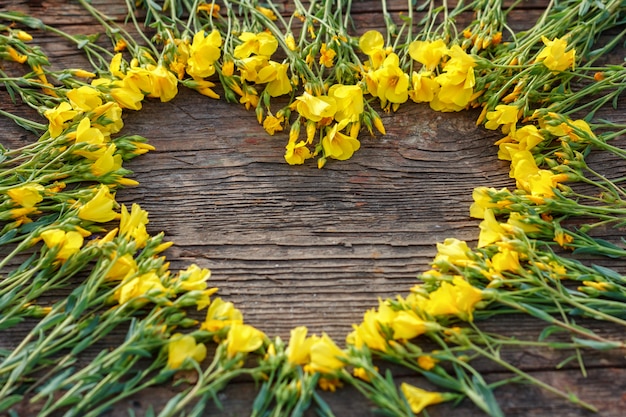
[1,1,625,416]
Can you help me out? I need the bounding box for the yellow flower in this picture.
[469,187,510,219]
[372,114,386,135]
[528,170,569,198]
[359,30,387,69]
[431,45,476,111]
[284,140,313,165]
[484,105,520,133]
[200,297,243,332]
[358,30,385,56]
[71,69,97,78]
[408,39,448,70]
[562,119,595,142]
[67,85,103,112]
[391,310,428,340]
[425,277,482,321]
[319,43,336,67]
[113,272,166,305]
[197,3,220,17]
[123,65,153,94]
[73,117,107,160]
[113,38,127,52]
[328,84,363,122]
[7,183,45,208]
[169,39,190,80]
[225,322,265,358]
[256,6,277,20]
[295,92,337,122]
[104,253,137,281]
[40,229,84,262]
[176,264,212,292]
[187,30,222,79]
[322,120,361,161]
[128,140,155,156]
[285,33,297,51]
[434,238,474,266]
[238,55,270,83]
[347,307,392,352]
[221,60,235,77]
[92,77,144,111]
[262,113,284,135]
[266,61,292,97]
[581,280,610,292]
[506,212,541,234]
[512,125,545,152]
[91,144,122,177]
[256,61,280,85]
[144,65,178,102]
[353,367,375,382]
[490,246,521,273]
[234,32,278,59]
[478,209,506,247]
[167,333,207,369]
[78,185,119,223]
[108,53,126,79]
[400,383,445,414]
[188,77,220,99]
[15,30,33,42]
[535,36,575,72]
[307,333,347,374]
[318,377,343,392]
[44,102,78,137]
[10,207,38,224]
[368,53,409,106]
[286,326,317,365]
[7,46,27,63]
[109,80,145,110]
[417,355,438,371]
[239,85,259,110]
[119,203,149,248]
[554,229,574,247]
[408,71,440,103]
[509,150,539,190]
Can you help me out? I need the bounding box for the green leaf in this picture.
[517,302,556,323]
[36,367,75,397]
[571,337,622,351]
[14,117,46,135]
[124,347,153,358]
[591,264,624,282]
[460,371,504,417]
[0,229,18,245]
[0,395,23,412]
[313,391,336,417]
[145,406,155,417]
[422,370,463,391]
[70,336,95,355]
[538,325,567,341]
[35,312,67,331]
[2,12,45,29]
[70,295,89,319]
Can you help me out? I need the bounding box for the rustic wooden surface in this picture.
[1,1,626,416]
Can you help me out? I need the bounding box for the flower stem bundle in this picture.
[1,1,626,416]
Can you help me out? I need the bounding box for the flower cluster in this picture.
[2,0,626,416]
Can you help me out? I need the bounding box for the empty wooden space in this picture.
[1,1,625,416]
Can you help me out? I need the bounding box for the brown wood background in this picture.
[1,1,625,416]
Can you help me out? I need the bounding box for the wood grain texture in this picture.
[111,88,510,339]
[1,1,626,416]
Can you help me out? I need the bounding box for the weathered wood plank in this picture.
[109,88,505,339]
[2,1,626,416]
